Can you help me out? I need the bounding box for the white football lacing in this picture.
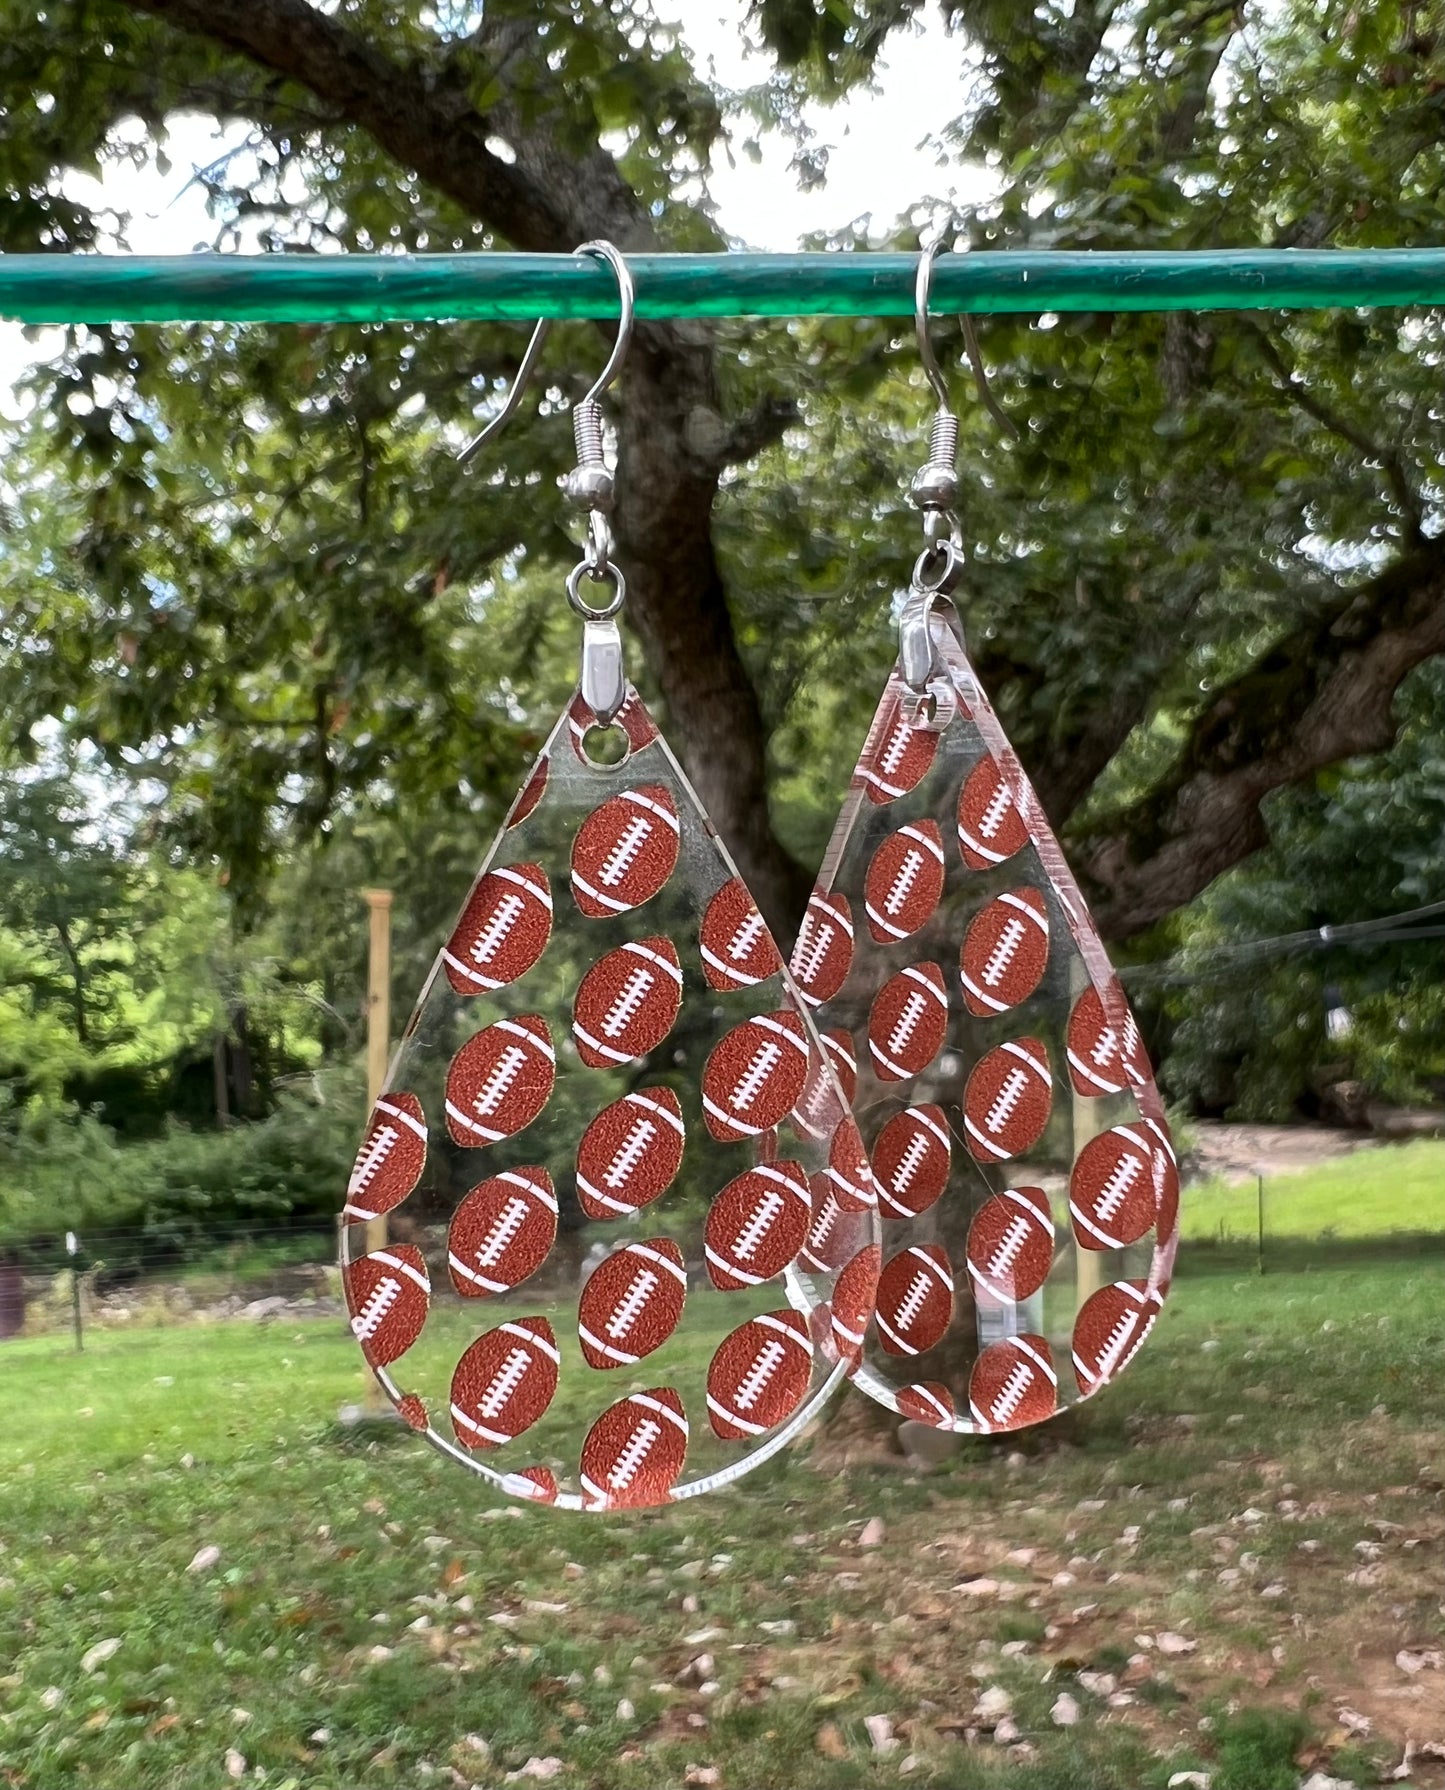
[981,916,1028,987]
[987,1214,1031,1278]
[799,1070,833,1125]
[727,911,767,960]
[349,1123,398,1195]
[478,1346,532,1419]
[471,891,525,965]
[990,1360,1032,1423]
[475,1195,529,1269]
[474,1045,527,1117]
[1090,1025,1120,1066]
[351,1276,399,1341]
[893,1269,933,1335]
[1096,1153,1143,1222]
[793,917,835,986]
[606,1267,659,1340]
[977,781,1012,838]
[609,1417,660,1489]
[878,718,912,776]
[984,1067,1029,1134]
[602,967,654,1038]
[598,816,653,887]
[884,850,923,915]
[807,1195,840,1254]
[731,1188,784,1261]
[1096,1308,1142,1379]
[604,1117,656,1189]
[890,1132,931,1194]
[730,1040,782,1112]
[733,1339,786,1411]
[887,992,927,1057]
[1123,1013,1144,1080]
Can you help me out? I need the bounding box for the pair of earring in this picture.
[339,241,1178,1514]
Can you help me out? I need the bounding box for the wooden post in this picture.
[362,890,394,1110]
[361,888,393,1414]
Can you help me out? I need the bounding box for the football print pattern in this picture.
[702,1009,811,1142]
[575,1087,686,1220]
[966,1185,1054,1305]
[791,892,855,1007]
[700,877,783,992]
[443,864,553,995]
[571,784,679,918]
[580,1389,689,1510]
[865,821,946,943]
[338,681,878,1509]
[578,1240,687,1369]
[573,937,683,1068]
[705,1162,812,1290]
[445,1016,555,1146]
[344,1094,427,1223]
[345,1246,430,1369]
[448,1168,558,1297]
[969,1335,1058,1432]
[867,962,949,1082]
[871,1104,950,1219]
[450,1318,560,1448]
[707,1310,814,1440]
[789,616,1177,1436]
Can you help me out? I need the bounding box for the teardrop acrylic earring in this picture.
[338,242,879,1510]
[787,241,1179,1439]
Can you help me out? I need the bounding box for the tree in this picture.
[0,759,329,1123]
[1,0,1442,949]
[0,768,134,1050]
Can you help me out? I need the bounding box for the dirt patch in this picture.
[1189,1121,1379,1184]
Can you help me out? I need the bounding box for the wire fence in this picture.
[4,1132,1441,1346]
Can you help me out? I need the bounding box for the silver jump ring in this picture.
[566,560,627,620]
[584,510,614,574]
[912,539,965,595]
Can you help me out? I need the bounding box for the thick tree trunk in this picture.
[105,0,1445,949]
[613,326,812,932]
[122,0,808,934]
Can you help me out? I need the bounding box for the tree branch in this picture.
[1241,318,1426,543]
[117,0,571,248]
[114,0,808,934]
[710,395,801,470]
[1077,541,1445,939]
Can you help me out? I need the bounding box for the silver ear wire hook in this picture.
[901,236,967,695]
[455,240,635,469]
[914,237,956,417]
[455,241,635,726]
[455,312,552,468]
[574,240,635,409]
[910,237,964,559]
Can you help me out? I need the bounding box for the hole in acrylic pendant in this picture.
[898,677,955,734]
[790,617,1177,1438]
[339,688,879,1511]
[579,721,630,767]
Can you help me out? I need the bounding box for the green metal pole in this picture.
[2,249,1445,325]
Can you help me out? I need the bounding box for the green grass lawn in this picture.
[2,1254,1443,1790]
[1179,1136,1445,1245]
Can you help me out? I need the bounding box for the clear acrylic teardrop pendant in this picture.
[339,686,879,1510]
[788,598,1177,1437]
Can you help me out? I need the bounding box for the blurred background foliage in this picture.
[1,0,1443,1251]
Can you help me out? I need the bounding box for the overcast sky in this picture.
[0,7,989,409]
